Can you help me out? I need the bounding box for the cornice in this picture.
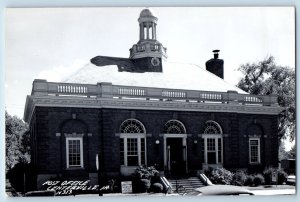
[24,95,283,123]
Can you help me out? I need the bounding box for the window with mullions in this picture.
[66,137,83,168]
[207,138,216,164]
[202,121,223,165]
[204,121,222,134]
[119,119,146,166]
[164,120,186,134]
[127,138,138,166]
[249,138,261,164]
[120,119,145,133]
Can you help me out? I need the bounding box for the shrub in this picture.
[139,179,151,192]
[133,179,151,193]
[263,167,273,184]
[209,168,233,185]
[253,174,265,186]
[134,165,160,193]
[7,162,36,193]
[277,170,288,184]
[263,167,288,185]
[204,167,214,176]
[135,165,159,180]
[151,183,163,193]
[232,170,247,186]
[244,175,254,186]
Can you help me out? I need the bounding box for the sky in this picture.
[5,7,295,148]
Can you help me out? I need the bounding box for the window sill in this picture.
[202,163,223,170]
[249,162,261,165]
[66,167,85,170]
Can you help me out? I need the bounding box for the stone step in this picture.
[168,177,206,194]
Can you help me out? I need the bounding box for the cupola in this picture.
[129,8,167,59]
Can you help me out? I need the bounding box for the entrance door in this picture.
[167,138,185,176]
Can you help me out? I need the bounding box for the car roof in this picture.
[194,185,254,195]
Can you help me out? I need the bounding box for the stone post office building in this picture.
[24,9,283,188]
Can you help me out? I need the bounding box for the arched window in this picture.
[120,119,146,133]
[204,120,223,134]
[202,120,223,167]
[119,119,146,167]
[164,120,186,134]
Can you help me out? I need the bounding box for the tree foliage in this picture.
[278,141,291,161]
[237,56,295,141]
[288,144,296,159]
[5,111,30,171]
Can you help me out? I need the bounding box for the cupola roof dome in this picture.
[139,8,155,18]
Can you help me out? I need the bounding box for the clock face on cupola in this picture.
[129,8,167,72]
[151,57,160,66]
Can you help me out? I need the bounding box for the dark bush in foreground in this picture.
[231,171,247,186]
[244,175,254,186]
[208,168,233,185]
[263,167,274,184]
[138,179,151,193]
[253,174,265,186]
[135,165,159,179]
[152,183,163,193]
[277,170,288,184]
[206,167,287,187]
[7,162,36,193]
[263,167,288,185]
[134,165,161,193]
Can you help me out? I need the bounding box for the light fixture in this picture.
[155,140,160,144]
[194,140,198,144]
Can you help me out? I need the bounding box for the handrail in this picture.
[30,79,278,106]
[159,177,172,194]
[198,172,213,186]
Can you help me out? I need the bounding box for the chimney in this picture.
[213,49,219,59]
[205,50,224,79]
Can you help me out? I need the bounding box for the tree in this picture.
[237,56,295,141]
[5,111,30,171]
[278,141,291,161]
[288,144,296,159]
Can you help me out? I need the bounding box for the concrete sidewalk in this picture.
[251,189,295,195]
[247,185,296,195]
[102,185,296,196]
[246,184,295,190]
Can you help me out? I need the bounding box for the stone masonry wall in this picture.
[33,106,279,179]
